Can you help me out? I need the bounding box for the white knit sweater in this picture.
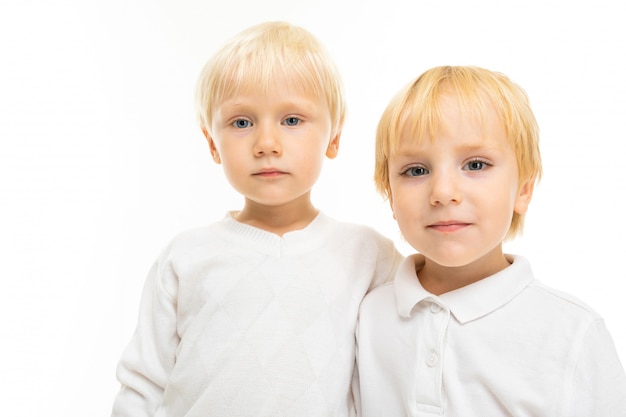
[111,212,401,417]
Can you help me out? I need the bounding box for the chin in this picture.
[423,250,478,269]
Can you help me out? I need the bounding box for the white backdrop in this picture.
[1,0,624,414]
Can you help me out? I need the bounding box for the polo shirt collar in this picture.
[395,254,534,324]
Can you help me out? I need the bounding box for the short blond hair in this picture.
[375,66,542,239]
[195,21,345,137]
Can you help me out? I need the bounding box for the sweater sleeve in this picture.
[368,235,402,292]
[564,318,626,416]
[111,253,180,417]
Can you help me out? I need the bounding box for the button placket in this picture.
[414,299,449,411]
[426,351,438,367]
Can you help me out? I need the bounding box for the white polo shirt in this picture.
[356,254,626,416]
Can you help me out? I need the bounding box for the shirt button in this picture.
[427,352,438,367]
[430,303,442,314]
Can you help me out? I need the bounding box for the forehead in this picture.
[215,85,326,118]
[231,72,316,96]
[217,75,325,106]
[213,66,325,111]
[396,93,508,151]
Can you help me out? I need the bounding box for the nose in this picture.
[253,123,282,157]
[429,170,462,206]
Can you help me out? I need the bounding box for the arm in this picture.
[564,319,626,416]
[111,256,180,417]
[369,235,403,291]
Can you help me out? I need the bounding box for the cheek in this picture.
[389,181,404,213]
[294,147,319,167]
[481,190,517,233]
[296,142,328,173]
[220,163,244,188]
[219,140,251,166]
[389,187,419,223]
[218,154,242,175]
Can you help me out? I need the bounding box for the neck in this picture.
[235,196,318,236]
[417,248,510,296]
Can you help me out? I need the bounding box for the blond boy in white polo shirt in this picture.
[356,65,626,416]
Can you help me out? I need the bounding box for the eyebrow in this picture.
[392,141,505,158]
[220,96,319,112]
[456,142,503,153]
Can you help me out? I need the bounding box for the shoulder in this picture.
[321,213,377,233]
[324,216,401,269]
[158,217,235,261]
[168,222,221,248]
[504,255,602,322]
[361,282,397,312]
[526,280,602,320]
[323,214,396,247]
[513,279,607,351]
[358,283,404,341]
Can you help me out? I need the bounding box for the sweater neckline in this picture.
[220,211,334,257]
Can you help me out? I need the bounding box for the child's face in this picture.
[388,94,533,273]
[206,81,339,209]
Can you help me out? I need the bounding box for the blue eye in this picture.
[283,117,300,126]
[233,119,251,128]
[464,159,488,171]
[402,166,429,177]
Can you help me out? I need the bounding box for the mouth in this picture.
[252,168,288,178]
[427,221,471,233]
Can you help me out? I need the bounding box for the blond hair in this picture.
[375,66,542,239]
[195,21,345,137]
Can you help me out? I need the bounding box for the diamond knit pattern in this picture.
[113,213,399,417]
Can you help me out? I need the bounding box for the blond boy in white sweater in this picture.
[111,21,400,417]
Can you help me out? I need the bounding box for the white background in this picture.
[1,0,624,414]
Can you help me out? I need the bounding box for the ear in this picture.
[202,127,221,164]
[514,178,535,215]
[325,131,341,159]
